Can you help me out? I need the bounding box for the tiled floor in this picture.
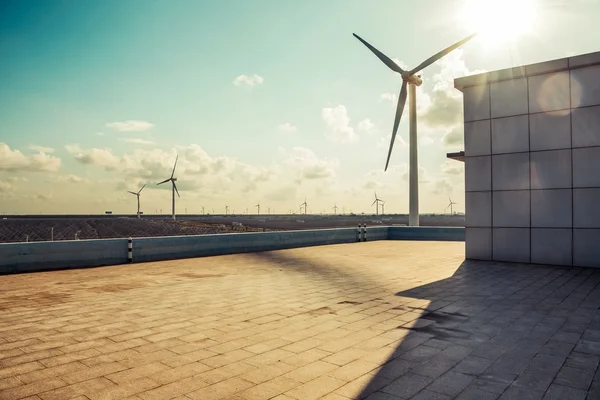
[1,241,599,399]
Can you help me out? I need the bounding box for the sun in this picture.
[460,0,539,45]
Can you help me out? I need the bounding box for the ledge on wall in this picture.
[447,151,465,162]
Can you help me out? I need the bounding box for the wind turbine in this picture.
[381,201,386,215]
[225,205,229,215]
[333,204,338,215]
[256,202,260,215]
[300,197,307,215]
[446,197,458,215]
[371,191,383,215]
[127,184,146,219]
[353,32,476,226]
[157,155,179,221]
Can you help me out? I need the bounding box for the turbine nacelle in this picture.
[403,73,423,86]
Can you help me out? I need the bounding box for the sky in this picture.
[1,0,599,215]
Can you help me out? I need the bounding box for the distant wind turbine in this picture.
[225,205,229,215]
[381,200,386,215]
[127,184,146,219]
[353,31,476,226]
[446,197,458,215]
[157,155,179,221]
[256,202,260,215]
[300,197,307,215]
[371,191,384,215]
[333,204,338,215]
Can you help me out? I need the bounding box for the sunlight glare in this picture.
[461,0,539,45]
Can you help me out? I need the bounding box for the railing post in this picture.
[357,224,361,242]
[128,237,133,263]
[362,224,367,242]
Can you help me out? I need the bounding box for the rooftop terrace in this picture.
[1,241,600,399]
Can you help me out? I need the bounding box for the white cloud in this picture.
[277,123,297,133]
[0,143,61,172]
[363,180,384,190]
[442,126,464,148]
[357,119,376,135]
[420,135,434,146]
[377,134,407,150]
[36,192,52,201]
[65,144,119,168]
[284,146,339,181]
[322,105,359,143]
[119,138,156,145]
[51,174,88,184]
[106,120,154,132]
[28,145,55,153]
[380,93,397,104]
[0,180,13,193]
[233,74,264,87]
[441,159,464,176]
[431,179,454,196]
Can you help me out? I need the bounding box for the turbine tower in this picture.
[157,155,180,221]
[446,197,458,215]
[381,200,386,215]
[225,205,229,215]
[353,32,476,226]
[333,204,338,215]
[300,197,307,215]
[256,202,260,215]
[127,184,146,219]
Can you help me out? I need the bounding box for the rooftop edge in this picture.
[454,49,600,91]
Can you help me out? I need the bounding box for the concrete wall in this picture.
[133,227,388,263]
[0,239,128,274]
[0,226,463,274]
[456,51,600,267]
[388,227,464,241]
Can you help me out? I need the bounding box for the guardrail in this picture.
[0,226,464,274]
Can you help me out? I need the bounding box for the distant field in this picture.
[0,214,465,243]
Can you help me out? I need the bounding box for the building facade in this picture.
[453,51,600,267]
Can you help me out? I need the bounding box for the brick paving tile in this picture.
[542,383,587,400]
[380,372,433,398]
[285,375,347,400]
[186,376,254,400]
[456,387,500,400]
[333,372,392,399]
[411,390,453,399]
[426,371,475,397]
[4,242,600,399]
[236,376,300,399]
[38,377,115,400]
[284,360,338,383]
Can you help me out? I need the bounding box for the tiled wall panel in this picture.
[464,120,491,157]
[529,111,571,151]
[531,228,572,266]
[571,65,600,108]
[492,115,529,154]
[490,78,528,118]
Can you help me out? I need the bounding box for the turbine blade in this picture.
[170,155,178,179]
[409,33,477,75]
[128,191,137,195]
[157,178,170,185]
[371,199,377,206]
[353,33,404,73]
[384,80,408,171]
[173,181,180,198]
[138,184,146,194]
